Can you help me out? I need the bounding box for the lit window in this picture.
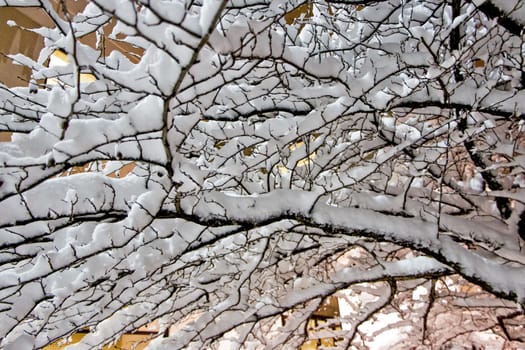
[47,49,96,86]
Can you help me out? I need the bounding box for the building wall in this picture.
[0,7,51,87]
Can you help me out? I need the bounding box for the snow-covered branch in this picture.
[0,0,524,348]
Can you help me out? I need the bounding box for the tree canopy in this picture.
[0,0,524,349]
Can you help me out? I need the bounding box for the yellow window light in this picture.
[47,49,96,85]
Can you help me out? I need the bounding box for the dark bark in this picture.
[474,0,524,36]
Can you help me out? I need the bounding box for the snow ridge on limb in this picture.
[181,190,525,305]
[0,0,524,349]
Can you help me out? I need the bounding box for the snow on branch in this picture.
[0,0,524,349]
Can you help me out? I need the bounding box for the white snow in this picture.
[1,0,525,348]
[200,0,223,34]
